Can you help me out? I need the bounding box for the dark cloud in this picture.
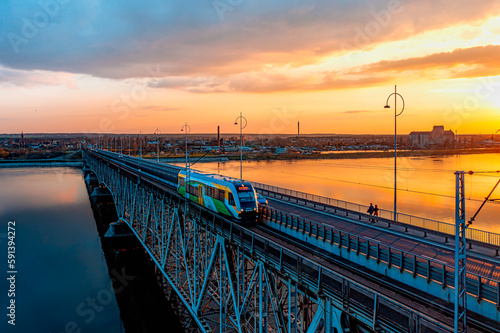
[1,0,499,81]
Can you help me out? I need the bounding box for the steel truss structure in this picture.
[85,151,454,333]
[455,171,467,333]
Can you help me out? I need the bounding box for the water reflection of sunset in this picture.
[0,168,83,213]
[193,153,500,234]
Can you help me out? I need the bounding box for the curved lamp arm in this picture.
[234,115,248,129]
[384,92,405,116]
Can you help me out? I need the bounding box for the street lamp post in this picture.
[181,123,191,213]
[138,130,143,158]
[154,127,161,162]
[181,123,191,172]
[138,130,143,174]
[494,129,500,148]
[234,112,247,179]
[384,85,405,220]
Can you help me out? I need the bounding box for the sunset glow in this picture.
[1,0,499,134]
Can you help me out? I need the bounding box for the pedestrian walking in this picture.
[367,203,374,215]
[373,205,379,217]
[367,203,374,221]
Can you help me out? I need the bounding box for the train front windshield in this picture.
[236,185,257,209]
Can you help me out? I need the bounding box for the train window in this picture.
[217,189,225,201]
[238,191,255,202]
[205,186,215,197]
[187,184,198,196]
[179,177,185,186]
[228,192,235,206]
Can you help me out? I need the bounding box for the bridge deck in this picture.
[94,149,500,280]
[267,198,500,282]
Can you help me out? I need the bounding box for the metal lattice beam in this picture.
[455,171,467,333]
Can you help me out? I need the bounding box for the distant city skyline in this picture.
[1,1,499,134]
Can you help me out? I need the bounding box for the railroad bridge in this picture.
[83,149,500,333]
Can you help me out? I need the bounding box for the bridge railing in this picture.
[259,205,500,307]
[201,209,455,333]
[252,181,500,247]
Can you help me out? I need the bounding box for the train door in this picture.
[199,184,204,205]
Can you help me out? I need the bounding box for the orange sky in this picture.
[0,1,499,135]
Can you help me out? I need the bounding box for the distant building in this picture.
[409,126,454,148]
[275,147,287,154]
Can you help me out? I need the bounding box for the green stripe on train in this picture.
[178,185,231,217]
[178,186,186,197]
[212,198,230,216]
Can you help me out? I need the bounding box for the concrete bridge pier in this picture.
[90,182,118,233]
[82,164,92,177]
[84,172,99,194]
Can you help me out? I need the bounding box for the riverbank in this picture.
[234,147,500,161]
[0,160,83,168]
[143,147,500,163]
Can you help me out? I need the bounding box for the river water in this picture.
[0,168,183,333]
[1,156,496,331]
[188,153,500,234]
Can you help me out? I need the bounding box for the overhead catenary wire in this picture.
[203,161,500,204]
[241,168,500,205]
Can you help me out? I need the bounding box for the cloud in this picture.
[144,43,500,93]
[341,110,375,114]
[139,105,180,112]
[0,66,75,87]
[1,0,499,82]
[359,44,500,78]
[151,71,391,93]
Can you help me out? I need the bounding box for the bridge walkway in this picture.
[266,197,500,282]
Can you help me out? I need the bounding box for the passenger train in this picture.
[90,149,260,222]
[177,170,259,222]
